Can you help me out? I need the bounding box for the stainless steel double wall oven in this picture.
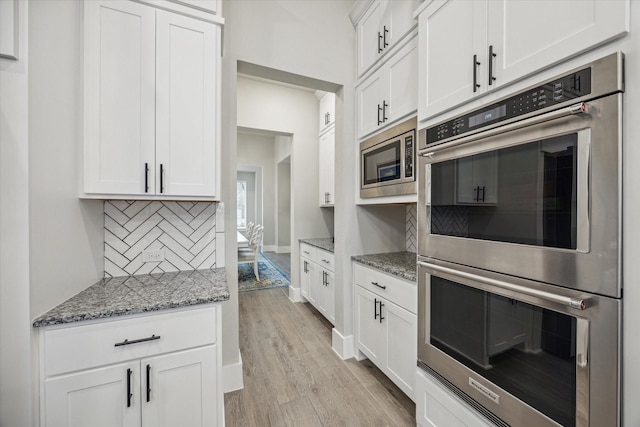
[417,53,624,427]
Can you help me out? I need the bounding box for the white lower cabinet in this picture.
[300,243,335,324]
[40,305,222,427]
[354,263,416,400]
[416,369,496,427]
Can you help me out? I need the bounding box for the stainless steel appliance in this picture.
[360,117,416,198]
[416,53,624,426]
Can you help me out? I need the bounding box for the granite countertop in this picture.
[352,251,417,282]
[300,237,334,253]
[33,268,229,328]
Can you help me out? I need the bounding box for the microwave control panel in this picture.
[426,68,592,145]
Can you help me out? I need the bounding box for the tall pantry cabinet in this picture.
[82,0,223,199]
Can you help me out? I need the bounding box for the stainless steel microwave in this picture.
[360,117,416,198]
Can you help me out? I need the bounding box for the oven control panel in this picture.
[427,68,592,145]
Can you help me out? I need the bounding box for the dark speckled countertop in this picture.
[33,268,229,328]
[300,237,334,253]
[352,252,417,282]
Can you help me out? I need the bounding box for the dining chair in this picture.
[238,225,263,280]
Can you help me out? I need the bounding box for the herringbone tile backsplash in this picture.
[406,205,417,253]
[104,200,217,277]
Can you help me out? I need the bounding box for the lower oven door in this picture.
[417,257,621,427]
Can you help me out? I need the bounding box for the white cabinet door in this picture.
[317,269,335,324]
[142,346,218,427]
[45,361,140,427]
[386,36,418,126]
[380,0,419,49]
[319,92,336,135]
[357,0,384,77]
[156,11,218,197]
[355,286,386,366]
[418,0,487,122]
[319,128,335,206]
[356,68,384,139]
[306,260,319,306]
[487,0,629,89]
[384,300,417,399]
[300,257,312,300]
[83,0,156,195]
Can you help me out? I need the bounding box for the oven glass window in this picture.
[431,276,577,426]
[431,134,578,249]
[363,140,401,185]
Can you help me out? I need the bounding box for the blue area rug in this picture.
[238,253,290,293]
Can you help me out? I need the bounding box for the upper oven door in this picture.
[418,93,621,298]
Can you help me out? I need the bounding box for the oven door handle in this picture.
[418,261,589,310]
[419,102,592,157]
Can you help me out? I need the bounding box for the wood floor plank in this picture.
[225,286,416,426]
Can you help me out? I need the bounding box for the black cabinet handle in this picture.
[489,45,497,86]
[115,334,161,347]
[303,260,308,273]
[327,112,330,124]
[473,54,480,92]
[374,297,379,320]
[127,368,132,408]
[379,301,385,323]
[378,31,383,53]
[377,104,383,125]
[371,281,387,290]
[146,364,151,402]
[481,186,486,202]
[383,25,388,49]
[144,163,149,193]
[159,164,164,193]
[474,186,479,202]
[382,100,388,122]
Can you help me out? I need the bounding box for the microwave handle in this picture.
[419,102,592,156]
[418,260,589,311]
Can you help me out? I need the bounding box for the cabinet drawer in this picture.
[316,249,335,272]
[43,305,217,376]
[300,243,317,261]
[354,263,416,313]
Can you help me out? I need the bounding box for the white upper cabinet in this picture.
[319,92,336,135]
[357,36,418,139]
[155,10,218,197]
[319,128,335,207]
[83,0,221,199]
[357,0,419,77]
[417,0,629,121]
[83,1,156,196]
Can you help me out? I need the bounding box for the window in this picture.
[237,180,247,229]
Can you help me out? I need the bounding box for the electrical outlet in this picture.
[142,249,165,263]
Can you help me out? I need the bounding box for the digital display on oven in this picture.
[468,105,507,128]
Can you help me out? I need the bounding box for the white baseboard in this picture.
[222,351,244,393]
[288,286,301,303]
[276,246,291,253]
[331,328,355,360]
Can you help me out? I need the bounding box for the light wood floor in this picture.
[261,251,291,279]
[224,287,416,426]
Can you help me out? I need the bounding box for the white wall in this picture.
[237,131,277,248]
[277,159,291,249]
[28,0,104,320]
[0,1,32,424]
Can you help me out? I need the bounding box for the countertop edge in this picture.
[351,252,417,282]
